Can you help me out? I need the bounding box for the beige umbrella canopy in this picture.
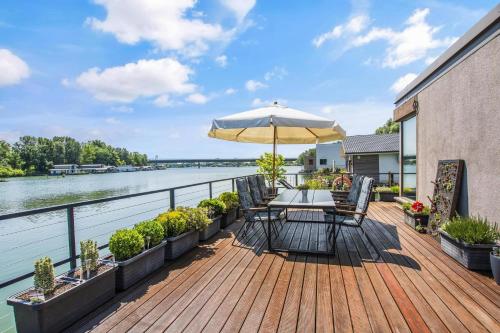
[208,102,346,189]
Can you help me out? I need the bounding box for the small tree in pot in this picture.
[110,223,166,290]
[218,192,239,227]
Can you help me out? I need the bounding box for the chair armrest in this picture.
[243,207,268,212]
[335,209,366,216]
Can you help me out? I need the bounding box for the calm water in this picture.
[0,166,300,332]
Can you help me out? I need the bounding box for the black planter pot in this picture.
[378,192,397,202]
[115,240,167,290]
[199,215,221,241]
[491,253,500,285]
[7,264,117,333]
[403,210,429,229]
[221,207,237,228]
[165,230,199,260]
[439,230,495,270]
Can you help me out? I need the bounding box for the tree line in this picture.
[0,136,148,177]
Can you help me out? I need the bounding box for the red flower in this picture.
[411,201,424,213]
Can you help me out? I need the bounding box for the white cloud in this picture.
[75,57,196,103]
[105,117,120,125]
[390,73,418,93]
[87,0,227,57]
[111,105,134,113]
[312,15,370,47]
[225,88,237,95]
[264,66,288,81]
[61,78,71,87]
[252,98,287,107]
[219,0,256,22]
[245,79,267,92]
[351,8,458,68]
[153,95,173,108]
[0,49,30,87]
[215,54,228,67]
[186,93,209,104]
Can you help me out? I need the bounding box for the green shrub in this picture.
[296,183,310,190]
[34,257,55,295]
[80,240,99,272]
[177,206,211,230]
[134,220,164,248]
[0,166,25,177]
[441,215,499,244]
[198,199,226,218]
[156,210,190,237]
[109,229,144,261]
[218,192,239,211]
[375,186,392,193]
[402,203,411,211]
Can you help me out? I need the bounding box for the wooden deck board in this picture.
[68,203,500,333]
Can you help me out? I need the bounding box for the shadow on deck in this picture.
[67,202,500,333]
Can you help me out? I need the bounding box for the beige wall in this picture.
[416,35,500,223]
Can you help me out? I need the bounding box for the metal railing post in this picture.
[295,174,298,186]
[209,182,213,199]
[169,189,175,210]
[388,172,393,187]
[232,178,235,192]
[66,207,77,270]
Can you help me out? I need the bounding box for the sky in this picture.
[0,0,496,159]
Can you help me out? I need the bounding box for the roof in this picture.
[395,4,500,105]
[343,134,399,154]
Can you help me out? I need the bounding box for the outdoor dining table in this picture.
[267,189,337,255]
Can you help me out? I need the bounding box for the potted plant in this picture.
[157,210,199,260]
[403,201,430,232]
[373,186,398,202]
[439,216,499,270]
[218,192,239,227]
[178,206,215,241]
[491,246,500,285]
[7,243,117,333]
[110,221,166,290]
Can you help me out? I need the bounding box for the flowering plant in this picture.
[411,201,424,213]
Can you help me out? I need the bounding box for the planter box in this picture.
[403,210,429,229]
[7,264,117,333]
[491,253,500,285]
[165,230,199,260]
[221,207,237,228]
[439,230,494,270]
[378,192,397,202]
[199,215,221,241]
[115,241,167,290]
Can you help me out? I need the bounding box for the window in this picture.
[308,159,313,165]
[319,159,327,165]
[402,116,417,198]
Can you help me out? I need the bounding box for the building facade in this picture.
[316,142,344,170]
[393,5,499,221]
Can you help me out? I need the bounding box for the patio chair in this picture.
[248,175,284,227]
[256,174,278,201]
[326,177,378,254]
[335,174,365,210]
[234,178,281,243]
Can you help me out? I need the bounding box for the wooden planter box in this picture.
[491,253,500,285]
[439,230,495,270]
[403,210,429,229]
[165,230,199,260]
[378,192,397,202]
[199,215,221,241]
[115,240,167,290]
[221,207,237,228]
[7,264,117,333]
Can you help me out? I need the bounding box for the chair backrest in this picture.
[256,174,268,198]
[354,177,374,223]
[346,174,364,204]
[278,178,294,189]
[236,178,256,220]
[247,175,264,205]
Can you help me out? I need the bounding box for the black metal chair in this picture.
[326,177,377,255]
[248,175,284,228]
[234,178,281,243]
[335,174,365,211]
[278,178,295,189]
[256,174,277,201]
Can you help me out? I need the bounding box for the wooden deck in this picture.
[69,202,500,333]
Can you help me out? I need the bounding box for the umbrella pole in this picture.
[272,126,277,194]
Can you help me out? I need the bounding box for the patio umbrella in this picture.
[208,102,346,190]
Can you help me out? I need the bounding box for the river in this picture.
[0,166,301,332]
